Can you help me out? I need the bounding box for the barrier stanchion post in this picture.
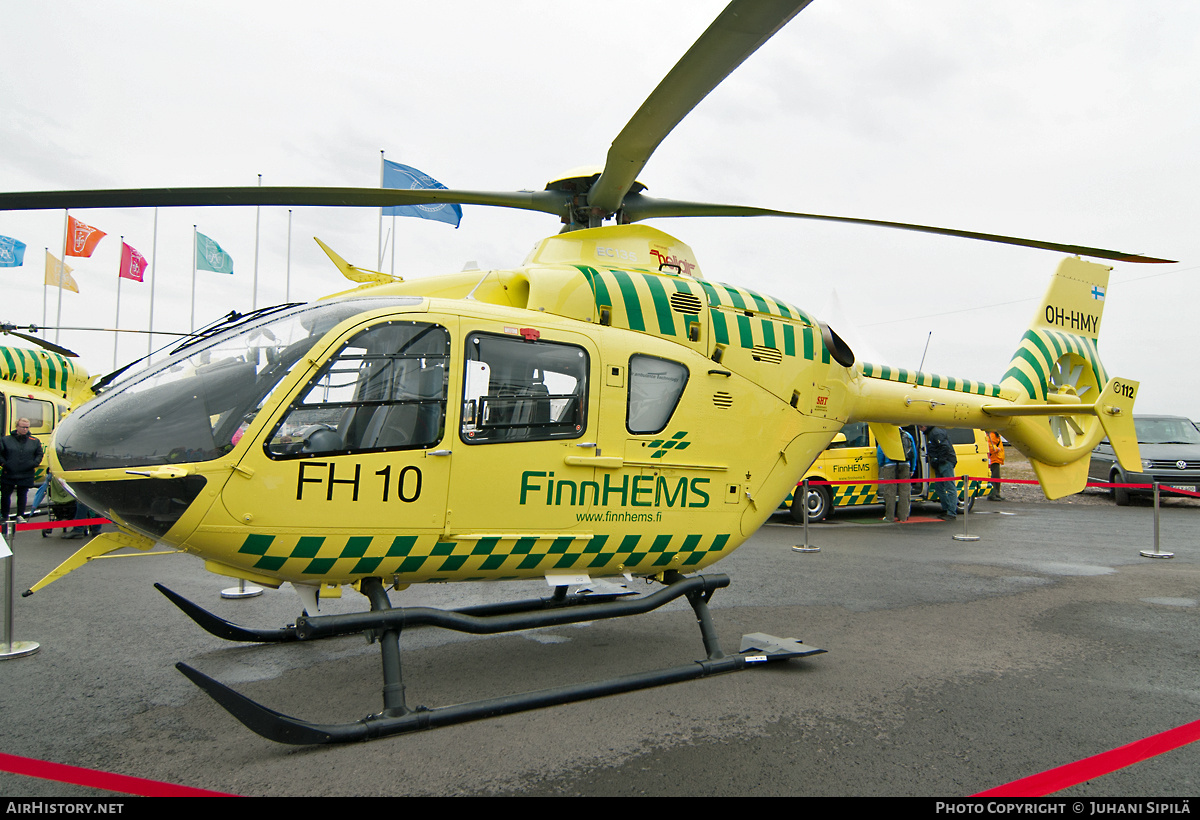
[953,475,980,542]
[1140,481,1174,559]
[792,478,820,553]
[1,519,40,660]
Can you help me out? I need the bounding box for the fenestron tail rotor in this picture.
[1047,353,1095,448]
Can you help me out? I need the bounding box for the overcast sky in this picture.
[2,1,1197,417]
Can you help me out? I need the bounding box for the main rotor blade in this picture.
[620,195,1176,264]
[0,186,569,217]
[0,327,79,357]
[587,0,814,215]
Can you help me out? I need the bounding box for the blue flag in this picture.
[0,235,26,267]
[381,160,462,227]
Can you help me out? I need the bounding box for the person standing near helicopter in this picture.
[986,431,1006,501]
[877,427,916,522]
[920,425,958,520]
[0,418,43,521]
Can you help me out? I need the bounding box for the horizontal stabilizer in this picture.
[869,423,904,461]
[982,402,1084,417]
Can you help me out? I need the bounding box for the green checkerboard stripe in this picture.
[236,530,736,579]
[832,483,879,506]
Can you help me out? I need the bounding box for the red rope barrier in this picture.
[0,751,236,797]
[13,517,110,533]
[974,717,1200,797]
[811,476,1200,497]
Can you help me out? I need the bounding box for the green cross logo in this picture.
[649,431,691,459]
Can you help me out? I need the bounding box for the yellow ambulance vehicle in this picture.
[783,423,990,522]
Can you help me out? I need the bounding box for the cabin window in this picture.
[460,332,588,444]
[829,421,870,449]
[10,396,52,432]
[947,428,978,446]
[626,355,688,434]
[268,322,450,458]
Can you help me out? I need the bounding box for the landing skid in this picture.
[160,572,824,745]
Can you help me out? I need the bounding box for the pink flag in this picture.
[119,242,147,282]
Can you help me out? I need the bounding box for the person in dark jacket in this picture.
[1,418,44,521]
[920,425,958,520]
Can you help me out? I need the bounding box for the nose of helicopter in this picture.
[54,469,210,543]
[50,359,232,540]
[52,400,212,541]
[49,297,422,543]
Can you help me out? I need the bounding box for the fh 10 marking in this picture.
[296,461,423,503]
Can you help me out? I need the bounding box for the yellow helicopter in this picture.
[0,0,1165,744]
[0,331,92,488]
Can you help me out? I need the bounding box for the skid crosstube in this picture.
[155,580,637,644]
[167,572,824,745]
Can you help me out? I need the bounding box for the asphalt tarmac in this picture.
[1,499,1197,798]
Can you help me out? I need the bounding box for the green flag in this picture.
[196,232,233,274]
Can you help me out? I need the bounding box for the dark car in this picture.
[1088,415,1200,505]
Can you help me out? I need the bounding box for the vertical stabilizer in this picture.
[1002,257,1111,404]
[993,257,1139,495]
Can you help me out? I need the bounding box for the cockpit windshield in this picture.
[56,297,420,471]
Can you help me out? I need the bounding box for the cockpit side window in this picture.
[626,354,688,435]
[54,297,418,471]
[460,332,588,444]
[267,322,450,458]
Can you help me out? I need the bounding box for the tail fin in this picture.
[991,257,1139,497]
[1002,256,1110,406]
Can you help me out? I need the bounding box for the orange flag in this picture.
[45,251,79,292]
[65,216,106,257]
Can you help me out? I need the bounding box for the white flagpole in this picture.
[253,173,261,310]
[391,213,396,276]
[42,248,48,331]
[147,208,158,357]
[191,225,198,332]
[113,236,124,370]
[286,209,292,303]
[55,211,68,344]
[377,149,385,269]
